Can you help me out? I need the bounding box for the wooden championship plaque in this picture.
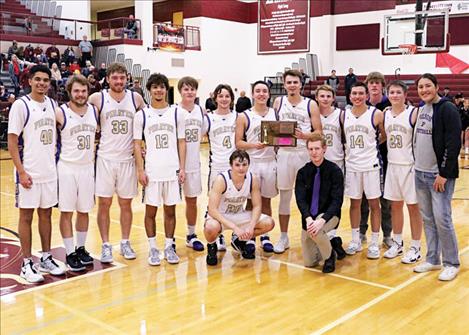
[260,121,297,147]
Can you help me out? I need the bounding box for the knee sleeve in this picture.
[278,189,293,215]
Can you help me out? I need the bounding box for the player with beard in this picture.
[89,63,145,263]
[56,75,98,271]
[235,80,276,253]
[273,69,322,254]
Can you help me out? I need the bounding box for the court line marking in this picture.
[32,293,125,335]
[310,244,469,335]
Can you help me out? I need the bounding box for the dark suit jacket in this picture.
[295,159,344,231]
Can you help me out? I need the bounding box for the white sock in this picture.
[121,239,129,244]
[148,237,157,250]
[393,234,403,244]
[327,229,337,239]
[165,238,173,249]
[411,239,421,249]
[63,237,75,255]
[351,228,360,242]
[187,225,195,236]
[371,232,380,244]
[42,251,51,260]
[280,232,288,239]
[465,147,469,154]
[103,242,111,247]
[76,231,87,248]
[23,257,32,265]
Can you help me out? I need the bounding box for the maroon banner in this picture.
[258,0,310,54]
[154,23,185,52]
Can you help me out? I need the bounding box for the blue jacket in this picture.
[415,98,461,179]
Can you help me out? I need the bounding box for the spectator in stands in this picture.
[123,14,138,39]
[50,63,62,85]
[8,55,23,96]
[87,74,101,95]
[344,67,357,105]
[20,64,32,95]
[205,92,216,112]
[325,70,340,93]
[454,93,464,108]
[0,85,15,103]
[97,62,107,81]
[78,35,93,67]
[24,17,33,35]
[131,80,145,102]
[7,41,19,61]
[57,84,69,104]
[35,52,48,66]
[59,62,71,80]
[46,44,60,69]
[23,44,34,62]
[69,59,81,73]
[299,68,310,88]
[81,60,94,77]
[442,87,453,100]
[461,98,469,159]
[62,46,76,66]
[235,90,252,113]
[33,44,43,59]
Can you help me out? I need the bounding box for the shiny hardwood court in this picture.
[1,145,468,334]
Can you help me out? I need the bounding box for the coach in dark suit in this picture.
[295,134,345,273]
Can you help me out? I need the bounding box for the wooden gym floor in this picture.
[1,144,468,334]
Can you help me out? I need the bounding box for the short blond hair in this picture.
[306,133,326,147]
[315,84,336,98]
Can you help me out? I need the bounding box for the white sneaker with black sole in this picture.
[384,240,403,259]
[39,255,65,275]
[20,259,44,283]
[401,246,422,264]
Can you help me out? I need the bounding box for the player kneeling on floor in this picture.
[204,150,275,265]
[295,134,345,273]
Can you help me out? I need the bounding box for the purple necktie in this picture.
[310,167,320,217]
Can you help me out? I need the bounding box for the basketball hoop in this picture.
[398,44,418,55]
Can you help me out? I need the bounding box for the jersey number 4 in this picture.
[222,135,232,149]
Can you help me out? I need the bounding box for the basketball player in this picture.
[56,75,97,271]
[382,80,423,263]
[8,65,65,282]
[177,76,205,252]
[202,84,237,251]
[89,63,145,263]
[315,85,347,259]
[134,73,186,265]
[235,80,276,252]
[342,82,385,259]
[273,69,322,254]
[361,72,392,248]
[204,150,275,265]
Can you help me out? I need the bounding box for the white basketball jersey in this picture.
[58,103,98,165]
[98,89,137,162]
[320,108,344,163]
[205,111,237,170]
[344,106,380,172]
[384,105,415,165]
[180,104,204,173]
[9,95,57,183]
[139,105,180,182]
[277,96,312,149]
[218,170,252,216]
[243,108,276,161]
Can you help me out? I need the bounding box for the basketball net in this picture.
[399,44,417,68]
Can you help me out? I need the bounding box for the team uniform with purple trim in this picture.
[203,111,237,190]
[383,105,418,204]
[320,108,345,173]
[243,107,278,198]
[276,97,312,190]
[95,89,138,199]
[180,104,204,197]
[133,105,185,206]
[8,95,57,208]
[343,106,381,199]
[206,170,268,229]
[57,103,98,212]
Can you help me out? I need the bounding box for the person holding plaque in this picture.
[235,80,277,253]
[272,70,322,254]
